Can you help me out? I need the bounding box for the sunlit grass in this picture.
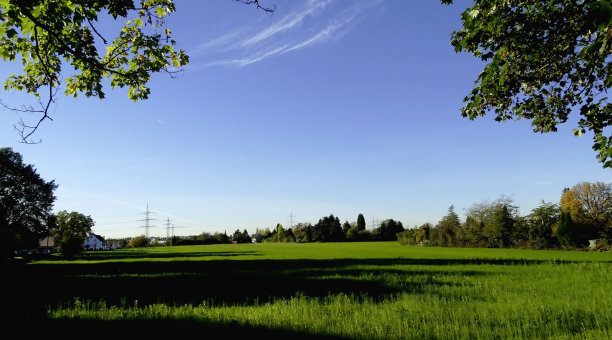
[22,243,612,338]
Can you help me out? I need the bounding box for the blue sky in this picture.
[0,0,610,238]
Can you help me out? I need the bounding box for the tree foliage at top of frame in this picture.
[0,0,189,141]
[442,0,612,167]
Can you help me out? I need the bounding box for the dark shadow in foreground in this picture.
[3,255,595,335]
[20,318,347,340]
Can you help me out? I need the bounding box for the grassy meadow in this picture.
[7,242,612,339]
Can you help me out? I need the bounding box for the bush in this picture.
[127,236,149,248]
[397,230,416,245]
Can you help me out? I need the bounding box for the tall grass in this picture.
[20,243,612,338]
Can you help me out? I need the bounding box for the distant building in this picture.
[39,235,55,248]
[589,239,601,249]
[251,234,264,243]
[84,233,105,250]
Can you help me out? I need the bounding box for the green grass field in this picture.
[8,242,612,339]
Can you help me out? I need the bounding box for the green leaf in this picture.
[594,0,612,29]
[5,28,17,39]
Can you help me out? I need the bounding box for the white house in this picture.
[84,233,105,250]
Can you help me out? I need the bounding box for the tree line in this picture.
[398,183,611,250]
[2,146,610,259]
[177,182,611,251]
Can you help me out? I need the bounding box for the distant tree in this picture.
[357,214,366,231]
[312,215,343,242]
[560,181,612,241]
[241,229,251,243]
[466,197,517,248]
[213,232,230,244]
[292,223,313,243]
[342,221,351,235]
[1,148,57,258]
[232,229,251,243]
[169,236,181,246]
[414,223,432,245]
[374,219,404,241]
[197,232,214,244]
[511,216,531,247]
[346,227,359,241]
[397,229,417,245]
[357,229,372,242]
[440,206,461,229]
[459,216,485,247]
[557,211,578,247]
[52,210,94,257]
[528,201,561,249]
[255,228,271,239]
[431,206,461,246]
[271,224,285,243]
[430,227,453,247]
[484,204,515,248]
[128,235,149,248]
[284,228,296,243]
[442,0,612,167]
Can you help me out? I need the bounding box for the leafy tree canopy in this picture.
[0,147,56,257]
[560,181,612,240]
[0,0,189,141]
[0,1,275,141]
[313,214,343,242]
[443,0,612,167]
[53,210,94,257]
[528,201,560,248]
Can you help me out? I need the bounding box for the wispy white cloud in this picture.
[237,0,332,48]
[190,27,248,56]
[191,0,383,67]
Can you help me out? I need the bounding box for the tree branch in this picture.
[86,17,108,44]
[237,0,276,13]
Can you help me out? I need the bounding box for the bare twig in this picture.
[237,0,276,13]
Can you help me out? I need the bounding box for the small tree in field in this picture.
[53,210,94,258]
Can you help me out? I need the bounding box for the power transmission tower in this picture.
[138,204,157,238]
[164,217,172,239]
[169,224,187,237]
[288,211,295,229]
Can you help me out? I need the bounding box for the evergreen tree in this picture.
[357,214,366,231]
[557,211,575,247]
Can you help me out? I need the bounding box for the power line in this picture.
[170,224,188,237]
[95,220,140,226]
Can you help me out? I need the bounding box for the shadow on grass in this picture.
[5,251,597,329]
[43,250,263,261]
[4,246,609,338]
[27,318,347,340]
[7,256,532,318]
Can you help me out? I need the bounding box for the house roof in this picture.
[88,233,105,242]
